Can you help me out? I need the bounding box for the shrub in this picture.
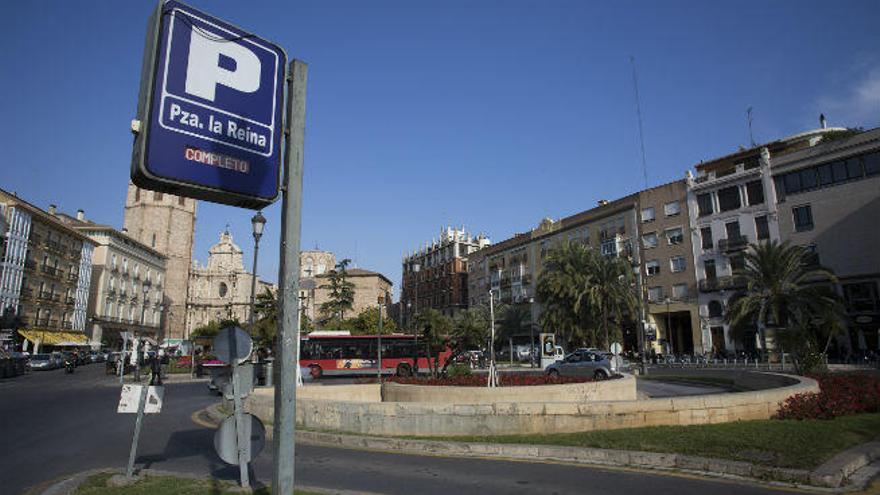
[774,374,880,420]
[446,364,472,378]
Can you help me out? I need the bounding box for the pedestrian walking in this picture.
[149,351,163,386]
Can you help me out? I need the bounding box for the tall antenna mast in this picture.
[630,56,649,190]
[747,107,756,147]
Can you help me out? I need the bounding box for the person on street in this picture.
[149,351,163,386]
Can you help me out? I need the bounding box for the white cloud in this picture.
[817,67,880,128]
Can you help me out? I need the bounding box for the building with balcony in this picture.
[56,210,168,350]
[402,227,489,327]
[771,126,880,355]
[468,179,700,355]
[0,189,94,352]
[686,119,854,354]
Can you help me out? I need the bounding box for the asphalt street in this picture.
[0,366,805,495]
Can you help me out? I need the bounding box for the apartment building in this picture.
[468,180,700,354]
[685,121,861,354]
[638,181,701,355]
[771,127,880,354]
[0,190,94,352]
[56,210,168,349]
[401,227,489,327]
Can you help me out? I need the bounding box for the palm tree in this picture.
[727,240,843,370]
[537,240,637,349]
[574,248,637,350]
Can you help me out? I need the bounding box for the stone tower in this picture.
[123,182,196,341]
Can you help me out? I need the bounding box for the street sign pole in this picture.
[273,59,307,495]
[125,383,150,478]
[229,329,250,489]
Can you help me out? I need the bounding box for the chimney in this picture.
[48,204,57,215]
[820,114,827,129]
[76,209,85,221]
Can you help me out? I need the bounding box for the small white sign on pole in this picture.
[117,385,164,414]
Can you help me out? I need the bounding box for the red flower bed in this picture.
[774,374,880,420]
[175,356,193,367]
[374,373,594,387]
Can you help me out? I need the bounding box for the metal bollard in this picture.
[265,360,273,387]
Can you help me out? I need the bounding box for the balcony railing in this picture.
[68,272,78,281]
[718,235,749,252]
[698,276,747,292]
[66,296,76,305]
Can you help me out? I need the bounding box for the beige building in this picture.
[468,179,700,354]
[771,126,880,354]
[297,250,393,324]
[66,220,167,349]
[185,230,274,333]
[0,190,94,352]
[123,183,196,342]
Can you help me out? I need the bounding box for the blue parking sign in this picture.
[131,1,287,209]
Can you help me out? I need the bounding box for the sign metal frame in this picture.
[131,0,287,209]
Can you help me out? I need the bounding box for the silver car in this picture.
[29,353,55,370]
[545,350,618,380]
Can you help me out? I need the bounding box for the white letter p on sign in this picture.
[185,34,260,102]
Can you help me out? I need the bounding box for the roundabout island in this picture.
[243,370,819,437]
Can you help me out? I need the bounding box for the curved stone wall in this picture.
[382,374,637,403]
[244,372,819,437]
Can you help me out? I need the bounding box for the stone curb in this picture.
[195,404,880,492]
[34,467,378,495]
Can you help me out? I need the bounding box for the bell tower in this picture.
[123,182,196,341]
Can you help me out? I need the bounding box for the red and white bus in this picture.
[299,332,451,378]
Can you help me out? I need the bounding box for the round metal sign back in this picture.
[213,413,266,464]
[610,342,623,356]
[212,326,253,365]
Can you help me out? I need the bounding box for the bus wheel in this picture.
[309,365,322,379]
[396,363,412,377]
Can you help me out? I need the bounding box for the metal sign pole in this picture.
[273,59,307,495]
[125,384,150,478]
[229,330,249,488]
[119,336,127,384]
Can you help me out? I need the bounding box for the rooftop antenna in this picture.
[747,107,756,147]
[630,56,649,190]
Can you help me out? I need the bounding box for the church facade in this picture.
[185,230,275,333]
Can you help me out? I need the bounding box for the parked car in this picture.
[51,352,65,368]
[545,349,620,380]
[29,353,55,371]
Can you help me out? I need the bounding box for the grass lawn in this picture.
[444,413,880,470]
[74,472,318,495]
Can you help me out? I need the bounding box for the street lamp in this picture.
[411,262,420,373]
[665,296,673,357]
[135,282,150,382]
[249,211,267,328]
[377,295,385,381]
[528,296,536,368]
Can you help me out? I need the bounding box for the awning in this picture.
[19,329,89,346]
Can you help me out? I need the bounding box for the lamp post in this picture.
[528,297,536,368]
[377,295,384,381]
[136,282,150,382]
[248,214,266,331]
[665,296,673,357]
[487,289,497,387]
[411,262,420,373]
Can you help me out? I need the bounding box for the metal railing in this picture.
[718,235,748,252]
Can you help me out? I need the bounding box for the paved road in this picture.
[1,366,805,495]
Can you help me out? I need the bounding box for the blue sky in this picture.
[1,1,878,299]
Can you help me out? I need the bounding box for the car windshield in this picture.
[33,354,51,360]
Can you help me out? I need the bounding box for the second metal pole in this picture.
[272,59,308,495]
